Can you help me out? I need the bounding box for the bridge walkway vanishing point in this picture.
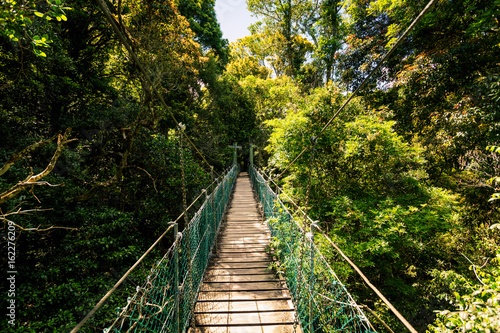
[190,172,301,333]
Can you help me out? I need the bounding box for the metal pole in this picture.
[269,174,275,218]
[228,143,241,167]
[170,222,180,333]
[309,221,318,332]
[210,167,216,246]
[264,177,268,218]
[233,143,237,165]
[222,174,226,210]
[216,177,221,228]
[250,143,254,166]
[276,185,281,219]
[204,189,210,249]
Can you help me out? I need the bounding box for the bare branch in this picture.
[457,148,500,192]
[1,207,78,233]
[461,253,486,286]
[2,219,78,232]
[0,132,59,177]
[458,182,496,190]
[125,165,158,192]
[25,181,62,187]
[0,128,73,205]
[1,207,53,218]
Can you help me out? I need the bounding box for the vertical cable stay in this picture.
[275,0,439,181]
[303,136,317,229]
[178,124,189,228]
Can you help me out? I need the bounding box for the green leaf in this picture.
[488,193,500,202]
[34,49,47,57]
[487,146,500,153]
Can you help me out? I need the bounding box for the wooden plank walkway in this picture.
[189,172,301,333]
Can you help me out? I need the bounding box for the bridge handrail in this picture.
[104,164,239,332]
[249,165,376,333]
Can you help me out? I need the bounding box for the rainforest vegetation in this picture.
[1,0,499,331]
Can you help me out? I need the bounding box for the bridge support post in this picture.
[309,221,318,332]
[210,167,216,254]
[268,174,275,218]
[264,177,268,218]
[218,176,223,228]
[170,222,180,333]
[250,143,254,166]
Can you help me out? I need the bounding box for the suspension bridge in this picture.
[71,156,378,332]
[70,0,439,330]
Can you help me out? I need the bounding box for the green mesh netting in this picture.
[106,165,238,332]
[249,165,376,333]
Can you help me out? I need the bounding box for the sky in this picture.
[214,0,260,43]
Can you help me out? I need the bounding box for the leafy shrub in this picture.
[428,251,500,332]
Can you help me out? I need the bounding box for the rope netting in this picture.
[249,165,376,333]
[105,164,239,332]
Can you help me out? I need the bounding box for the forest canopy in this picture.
[1,0,499,331]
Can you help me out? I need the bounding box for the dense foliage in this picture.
[241,0,499,331]
[1,0,499,331]
[0,0,251,331]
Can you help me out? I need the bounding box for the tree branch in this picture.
[125,165,158,192]
[72,124,141,202]
[0,207,79,232]
[2,219,79,232]
[0,132,59,177]
[461,253,486,286]
[1,207,53,218]
[0,128,74,204]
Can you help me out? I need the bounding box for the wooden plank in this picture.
[205,268,273,275]
[196,292,292,303]
[189,325,301,333]
[195,300,294,312]
[204,274,281,283]
[193,311,294,325]
[209,263,270,269]
[218,244,269,249]
[200,281,285,291]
